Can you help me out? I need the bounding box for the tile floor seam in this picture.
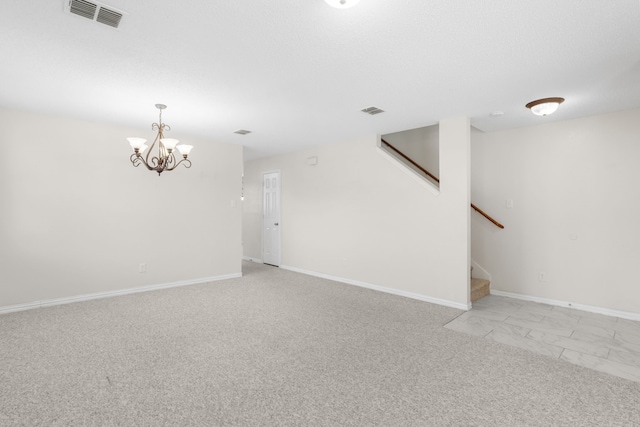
[545,339,564,360]
[451,295,640,383]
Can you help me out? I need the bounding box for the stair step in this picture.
[471,278,490,302]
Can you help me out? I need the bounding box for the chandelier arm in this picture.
[149,156,162,168]
[165,152,176,167]
[131,153,158,171]
[158,152,181,171]
[130,153,158,172]
[165,158,192,171]
[130,153,143,168]
[158,159,168,174]
[145,127,163,166]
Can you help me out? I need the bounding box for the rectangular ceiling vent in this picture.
[96,7,122,27]
[361,106,385,115]
[69,0,96,19]
[66,0,124,28]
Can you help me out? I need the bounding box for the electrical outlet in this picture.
[538,271,546,282]
[139,263,146,273]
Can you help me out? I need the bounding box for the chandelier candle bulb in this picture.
[127,104,193,176]
[127,137,147,151]
[176,144,193,158]
[160,138,179,151]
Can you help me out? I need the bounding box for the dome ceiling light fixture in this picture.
[526,97,565,116]
[324,0,361,9]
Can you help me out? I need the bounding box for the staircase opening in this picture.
[381,124,440,189]
[379,124,504,229]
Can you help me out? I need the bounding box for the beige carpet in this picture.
[1,261,639,426]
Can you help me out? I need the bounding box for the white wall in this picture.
[243,118,470,308]
[383,124,440,178]
[0,108,242,309]
[471,108,640,314]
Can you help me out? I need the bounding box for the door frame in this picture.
[262,169,281,266]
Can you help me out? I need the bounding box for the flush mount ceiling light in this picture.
[324,0,360,9]
[127,104,193,176]
[525,97,565,116]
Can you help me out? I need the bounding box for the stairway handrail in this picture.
[381,138,504,229]
[470,203,504,229]
[381,138,441,183]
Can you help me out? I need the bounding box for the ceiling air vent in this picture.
[66,0,125,29]
[234,130,252,135]
[69,0,96,19]
[361,106,385,115]
[96,7,122,28]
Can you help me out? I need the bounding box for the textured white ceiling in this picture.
[1,0,639,160]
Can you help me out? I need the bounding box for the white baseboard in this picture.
[242,256,263,264]
[0,273,242,316]
[280,265,471,311]
[490,290,640,321]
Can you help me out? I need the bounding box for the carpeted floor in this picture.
[1,261,639,426]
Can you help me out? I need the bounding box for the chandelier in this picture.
[127,104,193,176]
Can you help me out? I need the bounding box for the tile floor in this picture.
[444,294,640,383]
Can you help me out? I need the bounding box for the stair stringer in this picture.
[471,259,491,281]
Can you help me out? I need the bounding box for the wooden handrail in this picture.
[381,138,504,229]
[382,138,441,183]
[470,203,504,229]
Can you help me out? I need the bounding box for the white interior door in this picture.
[263,171,281,266]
